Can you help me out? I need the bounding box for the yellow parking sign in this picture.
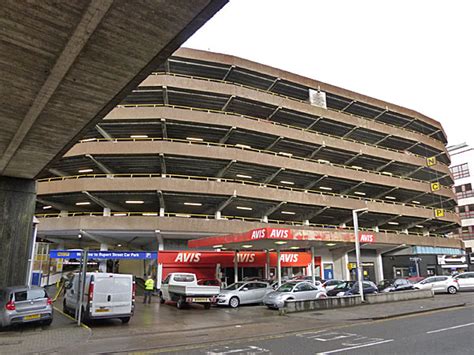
[426,156,437,166]
[435,208,445,218]
[431,182,440,191]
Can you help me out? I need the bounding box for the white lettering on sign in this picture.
[174,253,201,263]
[233,253,256,263]
[280,254,299,263]
[269,229,289,239]
[359,234,375,243]
[251,229,266,239]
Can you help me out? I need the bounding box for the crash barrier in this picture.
[280,289,434,315]
[365,289,434,304]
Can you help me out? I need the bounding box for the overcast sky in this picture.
[184,0,473,147]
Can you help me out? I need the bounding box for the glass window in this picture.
[296,283,312,292]
[450,163,470,180]
[225,282,246,290]
[277,283,296,292]
[162,275,171,285]
[173,274,194,282]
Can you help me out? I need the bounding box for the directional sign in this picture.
[426,156,437,167]
[434,209,445,218]
[50,250,157,260]
[431,182,441,192]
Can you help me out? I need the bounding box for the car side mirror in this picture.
[65,282,72,289]
[242,287,248,291]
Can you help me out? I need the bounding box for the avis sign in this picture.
[359,233,375,243]
[250,228,290,240]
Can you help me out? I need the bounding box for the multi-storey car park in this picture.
[34,48,465,285]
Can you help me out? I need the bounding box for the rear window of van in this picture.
[173,275,194,282]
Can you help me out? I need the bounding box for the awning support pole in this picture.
[277,249,281,287]
[311,246,316,285]
[234,250,238,284]
[265,249,270,279]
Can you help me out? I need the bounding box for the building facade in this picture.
[448,142,474,253]
[35,48,463,283]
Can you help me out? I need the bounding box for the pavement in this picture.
[0,292,472,354]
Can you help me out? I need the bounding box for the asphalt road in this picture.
[164,306,474,355]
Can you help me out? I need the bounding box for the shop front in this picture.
[157,250,319,287]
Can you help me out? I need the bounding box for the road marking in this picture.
[206,345,270,354]
[426,322,474,334]
[53,306,90,330]
[317,339,394,354]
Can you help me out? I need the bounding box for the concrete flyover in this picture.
[0,0,227,287]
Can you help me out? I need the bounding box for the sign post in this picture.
[353,207,369,302]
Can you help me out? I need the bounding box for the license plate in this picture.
[24,314,40,321]
[95,308,110,312]
[188,297,210,303]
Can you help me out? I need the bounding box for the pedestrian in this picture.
[144,275,155,304]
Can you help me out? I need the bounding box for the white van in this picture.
[63,272,135,323]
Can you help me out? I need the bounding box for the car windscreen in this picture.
[334,282,350,289]
[173,274,195,282]
[225,282,246,290]
[276,283,295,292]
[15,289,46,302]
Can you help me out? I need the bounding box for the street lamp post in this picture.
[353,207,368,302]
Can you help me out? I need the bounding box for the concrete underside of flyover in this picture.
[0,0,227,287]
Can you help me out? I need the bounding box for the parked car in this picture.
[160,273,220,309]
[343,281,378,296]
[263,281,327,309]
[327,281,356,297]
[322,279,344,292]
[216,281,273,308]
[453,272,474,291]
[63,272,135,323]
[378,278,415,293]
[0,286,53,328]
[413,276,459,294]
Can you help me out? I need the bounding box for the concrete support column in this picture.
[60,210,68,217]
[376,252,384,283]
[310,246,316,285]
[402,229,409,235]
[0,177,36,288]
[373,226,379,232]
[159,207,165,217]
[99,243,108,272]
[156,232,164,289]
[423,229,430,237]
[103,207,111,217]
[303,220,309,226]
[262,216,268,223]
[215,211,221,219]
[344,252,350,280]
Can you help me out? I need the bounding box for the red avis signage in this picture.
[250,228,290,240]
[158,251,312,267]
[359,233,375,243]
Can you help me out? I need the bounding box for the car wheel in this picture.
[176,298,186,309]
[159,294,165,304]
[447,286,457,294]
[42,319,53,326]
[229,296,240,308]
[317,293,327,299]
[120,317,131,324]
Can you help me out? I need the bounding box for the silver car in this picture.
[0,286,53,328]
[413,276,459,294]
[217,281,273,308]
[453,272,474,291]
[263,281,327,309]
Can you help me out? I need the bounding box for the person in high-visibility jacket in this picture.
[144,275,155,304]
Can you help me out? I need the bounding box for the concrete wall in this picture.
[281,289,433,314]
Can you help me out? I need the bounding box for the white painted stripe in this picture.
[426,322,474,334]
[317,339,394,354]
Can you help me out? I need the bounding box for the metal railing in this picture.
[149,71,446,148]
[37,172,456,213]
[34,211,446,238]
[73,136,452,191]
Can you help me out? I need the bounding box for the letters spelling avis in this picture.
[251,229,289,239]
[173,252,298,263]
[359,234,374,243]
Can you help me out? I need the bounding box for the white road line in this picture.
[316,339,394,354]
[426,322,474,334]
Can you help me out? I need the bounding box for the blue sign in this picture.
[50,250,157,260]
